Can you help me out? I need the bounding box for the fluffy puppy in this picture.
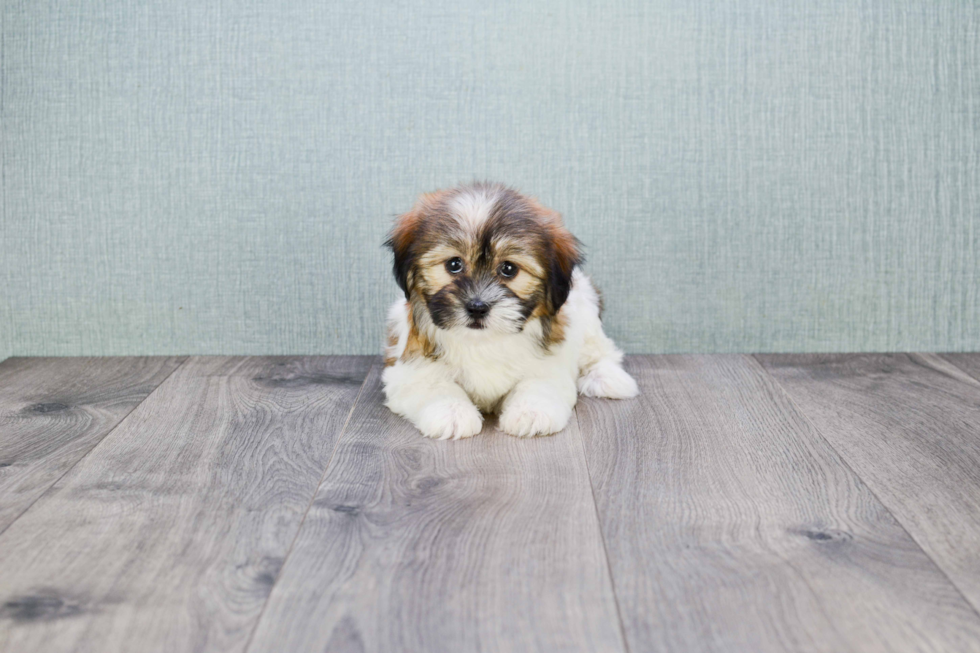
[382,182,638,439]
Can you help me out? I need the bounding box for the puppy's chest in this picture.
[441,339,538,410]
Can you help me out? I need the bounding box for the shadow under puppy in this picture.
[383,182,638,439]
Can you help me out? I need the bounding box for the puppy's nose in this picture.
[465,299,490,319]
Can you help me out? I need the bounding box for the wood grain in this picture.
[246,363,626,653]
[0,356,372,653]
[942,353,980,383]
[580,355,980,653]
[758,352,980,615]
[0,356,185,533]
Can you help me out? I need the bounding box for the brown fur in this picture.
[384,328,400,367]
[402,300,437,362]
[531,302,569,349]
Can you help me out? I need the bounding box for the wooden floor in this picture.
[1,355,980,652]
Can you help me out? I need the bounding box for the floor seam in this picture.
[240,357,377,653]
[573,401,633,653]
[0,355,191,539]
[749,353,980,624]
[934,352,980,386]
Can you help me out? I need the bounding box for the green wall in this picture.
[2,0,977,357]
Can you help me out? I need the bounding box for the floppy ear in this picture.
[544,217,582,314]
[385,207,423,300]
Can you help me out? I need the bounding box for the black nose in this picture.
[466,299,490,319]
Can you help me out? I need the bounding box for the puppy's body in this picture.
[382,183,637,439]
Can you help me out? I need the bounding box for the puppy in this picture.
[382,182,638,439]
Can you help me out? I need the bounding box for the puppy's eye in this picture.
[498,261,518,278]
[446,257,464,274]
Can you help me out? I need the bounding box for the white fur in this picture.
[382,270,638,439]
[448,185,501,232]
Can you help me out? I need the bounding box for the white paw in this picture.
[578,361,639,399]
[416,399,483,440]
[499,395,572,438]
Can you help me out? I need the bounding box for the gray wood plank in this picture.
[0,356,186,533]
[0,355,372,653]
[941,353,980,384]
[758,352,980,617]
[581,355,980,653]
[246,363,626,653]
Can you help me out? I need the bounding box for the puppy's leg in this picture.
[499,367,577,438]
[383,358,483,440]
[577,325,639,399]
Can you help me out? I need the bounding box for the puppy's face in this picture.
[386,183,581,337]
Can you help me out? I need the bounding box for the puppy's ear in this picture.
[385,206,423,300]
[542,212,582,314]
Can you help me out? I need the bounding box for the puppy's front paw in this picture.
[416,399,483,441]
[499,395,572,438]
[578,361,639,399]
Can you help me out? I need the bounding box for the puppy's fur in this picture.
[382,182,638,439]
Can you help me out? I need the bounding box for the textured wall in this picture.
[2,0,978,357]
